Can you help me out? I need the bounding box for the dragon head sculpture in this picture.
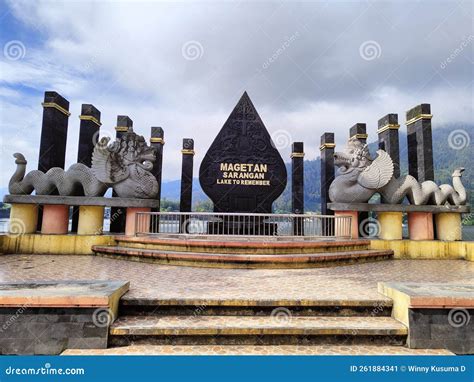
[92,132,159,198]
[329,137,394,203]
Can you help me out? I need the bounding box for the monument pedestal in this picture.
[377,212,403,240]
[408,212,434,241]
[334,211,358,239]
[125,207,151,236]
[41,205,69,234]
[9,203,38,234]
[78,206,104,235]
[435,213,462,241]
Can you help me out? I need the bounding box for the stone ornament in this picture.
[9,132,159,199]
[329,137,467,206]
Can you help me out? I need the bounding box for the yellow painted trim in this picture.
[378,212,403,240]
[319,143,336,151]
[41,102,71,116]
[377,124,400,134]
[150,137,164,144]
[78,206,105,235]
[350,133,368,140]
[406,114,433,126]
[435,213,462,241]
[9,204,38,234]
[181,149,195,155]
[0,234,116,256]
[370,239,473,260]
[377,283,410,326]
[290,152,305,158]
[79,115,102,127]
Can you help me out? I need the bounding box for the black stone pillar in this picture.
[180,139,194,213]
[150,127,165,211]
[37,91,70,231]
[291,142,304,235]
[377,113,400,178]
[149,127,164,233]
[180,139,194,233]
[320,133,335,236]
[406,104,434,182]
[71,104,101,232]
[109,116,133,233]
[349,123,368,143]
[349,123,368,236]
[38,91,70,172]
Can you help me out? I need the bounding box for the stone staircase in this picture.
[92,236,393,268]
[108,298,407,348]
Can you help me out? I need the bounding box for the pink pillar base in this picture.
[335,210,359,239]
[125,207,151,236]
[41,205,70,234]
[408,212,434,241]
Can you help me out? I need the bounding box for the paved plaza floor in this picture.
[1,255,472,303]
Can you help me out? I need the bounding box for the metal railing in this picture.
[134,212,352,239]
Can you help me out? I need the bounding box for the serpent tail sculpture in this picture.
[329,137,467,206]
[9,132,159,199]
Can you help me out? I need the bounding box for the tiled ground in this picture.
[0,255,472,302]
[61,345,453,355]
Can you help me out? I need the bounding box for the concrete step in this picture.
[112,236,371,255]
[93,246,393,268]
[62,345,454,356]
[119,298,393,317]
[108,315,407,346]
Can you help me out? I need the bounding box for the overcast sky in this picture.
[0,0,472,188]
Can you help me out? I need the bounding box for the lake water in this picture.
[0,218,473,241]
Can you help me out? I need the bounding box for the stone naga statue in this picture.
[9,132,159,199]
[329,137,467,206]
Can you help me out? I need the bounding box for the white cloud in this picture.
[0,0,472,189]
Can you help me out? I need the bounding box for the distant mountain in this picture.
[160,179,208,203]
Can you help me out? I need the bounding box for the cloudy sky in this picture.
[0,0,472,188]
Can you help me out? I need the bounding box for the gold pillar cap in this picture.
[79,115,102,127]
[377,124,400,134]
[406,114,433,126]
[319,143,336,151]
[41,102,71,117]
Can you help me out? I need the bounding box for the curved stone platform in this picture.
[92,236,393,268]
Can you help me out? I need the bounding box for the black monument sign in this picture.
[199,92,287,214]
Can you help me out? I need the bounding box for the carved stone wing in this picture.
[357,150,394,190]
[91,138,129,184]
